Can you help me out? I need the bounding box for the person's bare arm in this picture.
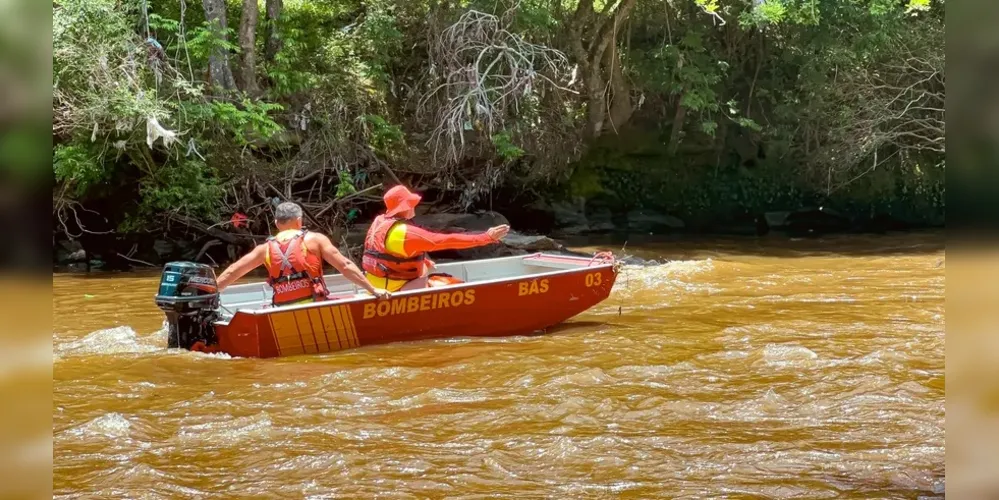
[311,233,390,298]
[216,244,266,291]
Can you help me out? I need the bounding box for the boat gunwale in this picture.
[215,252,616,323]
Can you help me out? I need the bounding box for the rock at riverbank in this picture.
[551,201,590,235]
[501,232,563,252]
[547,201,689,236]
[153,239,175,260]
[626,210,685,233]
[412,211,510,233]
[764,211,791,229]
[783,207,851,236]
[56,239,87,265]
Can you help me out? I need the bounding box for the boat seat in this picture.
[522,254,592,270]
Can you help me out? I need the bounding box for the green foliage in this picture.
[755,1,787,24]
[905,0,933,14]
[54,144,105,196]
[491,132,525,162]
[694,0,721,14]
[336,170,358,198]
[353,0,405,83]
[199,100,285,146]
[51,0,945,241]
[568,163,607,201]
[187,25,241,62]
[362,114,406,157]
[53,0,168,131]
[135,159,225,221]
[147,12,181,34]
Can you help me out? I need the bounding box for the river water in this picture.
[53,233,945,499]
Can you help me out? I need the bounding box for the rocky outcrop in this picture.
[153,239,175,260]
[588,209,615,233]
[783,207,851,236]
[501,232,563,252]
[549,202,688,236]
[764,211,791,229]
[551,201,590,235]
[411,211,510,232]
[625,210,685,233]
[56,239,87,265]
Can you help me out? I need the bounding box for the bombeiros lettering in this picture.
[363,289,476,319]
[273,279,310,294]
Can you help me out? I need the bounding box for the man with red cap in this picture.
[363,185,510,291]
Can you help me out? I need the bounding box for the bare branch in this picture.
[417,10,575,169]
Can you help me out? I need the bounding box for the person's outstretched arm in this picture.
[400,224,509,256]
[312,233,390,299]
[216,244,266,291]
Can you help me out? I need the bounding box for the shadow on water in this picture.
[54,230,944,281]
[540,321,614,336]
[562,230,944,262]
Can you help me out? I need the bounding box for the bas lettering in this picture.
[518,279,550,296]
[363,289,476,319]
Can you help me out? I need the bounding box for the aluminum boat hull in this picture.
[211,252,618,358]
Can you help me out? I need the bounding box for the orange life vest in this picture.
[362,215,427,280]
[264,229,329,306]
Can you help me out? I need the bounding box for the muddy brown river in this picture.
[53,233,945,498]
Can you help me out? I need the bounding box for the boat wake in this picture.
[53,323,232,361]
[54,326,163,358]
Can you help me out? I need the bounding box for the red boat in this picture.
[155,252,619,358]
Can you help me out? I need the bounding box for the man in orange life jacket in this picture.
[363,185,510,292]
[217,202,391,305]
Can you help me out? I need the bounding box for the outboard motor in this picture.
[154,261,220,350]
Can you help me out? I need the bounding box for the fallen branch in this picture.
[168,213,260,245]
[266,182,325,231]
[195,239,223,262]
[116,252,157,267]
[335,183,383,205]
[379,163,402,186]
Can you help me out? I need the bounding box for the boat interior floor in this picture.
[216,253,600,322]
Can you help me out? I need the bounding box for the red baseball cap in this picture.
[383,185,421,217]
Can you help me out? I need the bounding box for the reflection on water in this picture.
[53,233,944,498]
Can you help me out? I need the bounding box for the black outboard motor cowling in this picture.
[154,261,220,350]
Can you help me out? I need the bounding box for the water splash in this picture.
[55,326,161,357]
[63,413,131,440]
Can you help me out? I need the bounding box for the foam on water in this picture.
[175,412,273,445]
[64,413,132,440]
[55,326,162,357]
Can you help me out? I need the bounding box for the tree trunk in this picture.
[668,96,687,156]
[238,0,260,94]
[585,71,607,139]
[263,0,283,64]
[573,0,638,140]
[201,0,236,92]
[604,41,634,134]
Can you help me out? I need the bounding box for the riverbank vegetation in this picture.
[52,0,943,267]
